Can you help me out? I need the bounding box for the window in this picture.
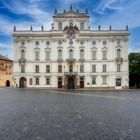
[69,65,73,72]
[35,41,39,46]
[29,78,32,85]
[46,65,50,73]
[103,64,107,72]
[46,51,50,60]
[92,77,96,85]
[58,23,62,31]
[35,65,39,73]
[21,50,25,58]
[117,64,121,72]
[117,40,121,45]
[58,40,62,45]
[80,64,84,73]
[80,50,84,59]
[21,65,25,73]
[80,40,84,45]
[69,50,73,58]
[103,41,106,45]
[58,65,62,73]
[46,77,50,85]
[35,51,39,60]
[92,65,96,73]
[102,50,107,60]
[116,78,121,86]
[69,40,73,45]
[69,23,73,27]
[35,77,39,85]
[102,76,107,84]
[92,41,96,45]
[58,50,62,59]
[92,51,96,60]
[46,41,50,45]
[80,23,84,31]
[117,49,121,59]
[21,41,25,46]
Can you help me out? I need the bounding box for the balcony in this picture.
[19,58,26,63]
[64,72,78,76]
[79,59,85,62]
[57,58,63,62]
[115,58,123,64]
[66,58,76,63]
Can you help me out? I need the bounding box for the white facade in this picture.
[13,7,129,89]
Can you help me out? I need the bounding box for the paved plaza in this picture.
[0,88,140,140]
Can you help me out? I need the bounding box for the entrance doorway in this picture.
[80,77,84,88]
[67,76,75,89]
[19,77,27,88]
[58,77,62,88]
[6,80,10,87]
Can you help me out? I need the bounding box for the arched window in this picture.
[117,49,121,58]
[80,49,84,59]
[58,23,62,31]
[69,50,73,58]
[80,23,84,31]
[58,50,62,59]
[21,50,25,58]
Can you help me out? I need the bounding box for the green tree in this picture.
[129,53,140,88]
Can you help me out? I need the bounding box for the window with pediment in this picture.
[21,50,25,59]
[80,49,84,59]
[117,49,121,58]
[80,23,84,31]
[58,23,62,31]
[69,49,73,58]
[58,50,62,59]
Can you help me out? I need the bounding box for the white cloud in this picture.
[93,0,140,29]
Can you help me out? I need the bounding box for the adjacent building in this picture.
[0,54,13,87]
[12,6,129,89]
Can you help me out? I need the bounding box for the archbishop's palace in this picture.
[12,6,129,89]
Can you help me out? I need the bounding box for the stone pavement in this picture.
[0,88,140,140]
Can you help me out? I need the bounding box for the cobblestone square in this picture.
[0,88,140,140]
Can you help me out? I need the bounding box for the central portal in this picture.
[67,76,75,89]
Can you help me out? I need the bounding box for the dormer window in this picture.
[58,40,62,45]
[80,23,84,31]
[117,40,121,45]
[103,41,107,45]
[35,41,39,46]
[46,41,50,46]
[21,41,25,46]
[80,40,84,46]
[92,41,96,45]
[58,23,62,31]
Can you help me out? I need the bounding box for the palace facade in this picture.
[13,7,129,89]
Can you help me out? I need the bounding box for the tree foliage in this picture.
[129,53,140,88]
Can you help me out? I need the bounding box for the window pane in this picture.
[102,51,107,60]
[46,51,50,60]
[80,65,84,73]
[103,64,106,72]
[80,50,84,59]
[35,51,39,60]
[92,65,96,73]
[46,65,50,73]
[92,77,96,85]
[92,51,96,60]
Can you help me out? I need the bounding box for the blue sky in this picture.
[0,0,140,59]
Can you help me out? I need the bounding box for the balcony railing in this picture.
[79,59,85,62]
[66,58,76,62]
[57,58,63,62]
[19,58,26,63]
[115,58,123,64]
[64,72,78,76]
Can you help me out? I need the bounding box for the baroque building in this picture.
[0,54,13,87]
[13,6,129,89]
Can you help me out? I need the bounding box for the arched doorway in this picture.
[67,76,75,89]
[19,77,27,88]
[6,80,10,87]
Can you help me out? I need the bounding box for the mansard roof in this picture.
[53,9,89,18]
